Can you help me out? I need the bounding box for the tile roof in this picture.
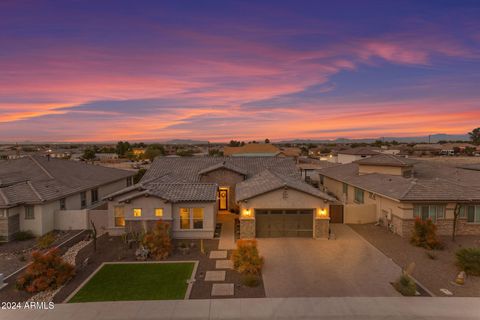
[198,161,248,176]
[355,154,417,167]
[337,147,380,156]
[142,156,300,183]
[223,144,280,156]
[318,159,480,202]
[0,155,134,208]
[117,183,218,203]
[235,170,336,202]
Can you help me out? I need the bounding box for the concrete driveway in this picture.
[257,224,402,297]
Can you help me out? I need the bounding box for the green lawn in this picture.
[69,262,194,302]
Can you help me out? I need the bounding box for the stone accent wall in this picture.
[0,214,20,242]
[125,219,173,235]
[391,215,480,238]
[314,218,329,239]
[199,168,245,211]
[240,218,255,239]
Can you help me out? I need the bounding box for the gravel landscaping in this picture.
[350,223,480,297]
[0,230,83,277]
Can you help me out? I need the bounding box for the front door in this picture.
[219,189,228,210]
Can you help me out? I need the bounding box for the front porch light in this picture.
[242,208,252,218]
[316,208,328,218]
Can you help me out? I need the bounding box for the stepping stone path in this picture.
[211,283,234,296]
[215,259,233,269]
[209,250,227,259]
[205,270,226,281]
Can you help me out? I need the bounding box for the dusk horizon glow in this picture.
[1,1,479,142]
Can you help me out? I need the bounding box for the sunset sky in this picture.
[1,0,479,142]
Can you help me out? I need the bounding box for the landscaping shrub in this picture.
[142,221,172,260]
[425,251,437,260]
[16,248,75,293]
[15,230,35,241]
[456,247,480,276]
[242,274,261,287]
[37,232,56,249]
[231,239,264,275]
[393,274,417,296]
[410,218,443,250]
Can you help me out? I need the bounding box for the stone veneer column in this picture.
[240,218,255,239]
[314,217,330,239]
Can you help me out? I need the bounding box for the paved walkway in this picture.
[2,298,478,319]
[217,213,236,250]
[257,224,402,297]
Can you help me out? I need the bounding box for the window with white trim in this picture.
[354,188,364,204]
[25,206,34,220]
[413,204,446,222]
[179,208,204,230]
[459,205,480,223]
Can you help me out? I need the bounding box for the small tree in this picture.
[264,138,270,144]
[410,217,443,250]
[142,221,172,260]
[82,148,96,163]
[452,204,461,241]
[469,127,480,145]
[91,220,97,252]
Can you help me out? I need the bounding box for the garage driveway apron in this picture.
[257,224,402,297]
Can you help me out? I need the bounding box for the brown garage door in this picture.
[255,209,313,237]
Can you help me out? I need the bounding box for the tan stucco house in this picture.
[105,157,336,239]
[318,154,480,237]
[0,155,135,241]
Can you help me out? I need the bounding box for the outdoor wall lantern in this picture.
[316,208,329,218]
[242,208,252,218]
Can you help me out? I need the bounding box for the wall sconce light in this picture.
[242,208,252,218]
[316,208,328,218]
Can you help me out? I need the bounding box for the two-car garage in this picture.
[255,209,314,238]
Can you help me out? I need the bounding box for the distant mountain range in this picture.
[1,134,471,145]
[278,134,471,144]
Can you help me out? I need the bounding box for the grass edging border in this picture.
[63,260,199,303]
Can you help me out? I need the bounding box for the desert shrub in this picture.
[456,247,480,276]
[142,221,172,260]
[410,218,443,250]
[37,232,56,249]
[231,239,264,275]
[15,230,35,241]
[16,248,75,293]
[242,274,261,287]
[393,274,417,296]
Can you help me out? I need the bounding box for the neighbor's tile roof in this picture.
[355,154,417,167]
[337,147,380,156]
[0,155,134,208]
[141,156,300,183]
[198,161,248,176]
[318,157,480,202]
[117,183,218,203]
[223,144,280,156]
[235,170,336,202]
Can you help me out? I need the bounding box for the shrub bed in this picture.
[456,247,480,276]
[410,218,443,250]
[142,221,173,260]
[16,248,75,293]
[231,239,264,276]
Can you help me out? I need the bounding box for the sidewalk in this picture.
[217,213,236,250]
[2,297,479,319]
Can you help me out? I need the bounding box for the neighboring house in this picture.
[95,153,119,162]
[132,148,146,157]
[279,147,302,159]
[336,147,380,164]
[0,155,135,241]
[223,144,281,157]
[297,158,337,184]
[105,157,335,239]
[318,154,480,237]
[412,143,442,156]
